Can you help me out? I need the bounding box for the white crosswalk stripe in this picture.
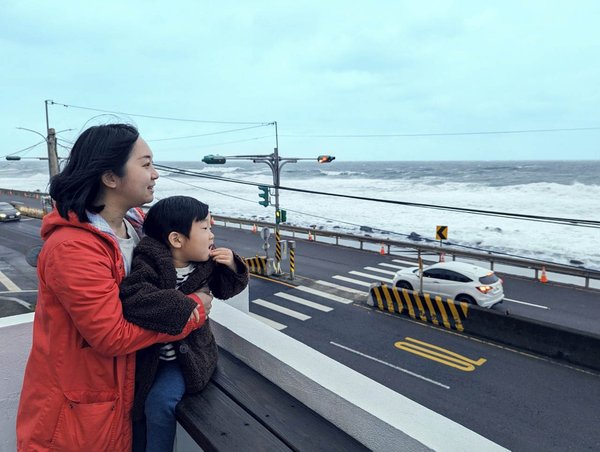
[248,313,287,330]
[378,262,409,270]
[315,280,367,295]
[348,271,393,283]
[364,266,396,275]
[251,298,311,320]
[294,286,354,304]
[274,292,333,312]
[332,275,372,287]
[392,258,420,266]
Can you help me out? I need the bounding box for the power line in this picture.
[147,124,271,142]
[282,126,600,138]
[153,164,600,229]
[49,101,272,125]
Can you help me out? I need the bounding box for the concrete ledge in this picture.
[368,283,600,372]
[210,302,507,452]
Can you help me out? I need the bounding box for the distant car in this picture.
[0,202,21,222]
[392,261,504,308]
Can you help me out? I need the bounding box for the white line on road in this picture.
[0,289,37,294]
[0,271,20,292]
[295,286,354,304]
[315,280,367,295]
[378,263,407,270]
[251,298,311,320]
[503,298,549,309]
[274,292,333,312]
[248,313,287,330]
[0,296,33,310]
[364,266,397,276]
[332,275,372,287]
[330,341,450,389]
[392,258,420,266]
[348,271,393,283]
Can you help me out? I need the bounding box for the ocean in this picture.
[1,160,599,269]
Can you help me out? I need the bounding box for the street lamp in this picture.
[15,127,74,177]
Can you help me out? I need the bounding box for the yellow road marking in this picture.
[395,337,486,372]
[249,273,297,289]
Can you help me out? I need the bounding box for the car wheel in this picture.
[455,294,476,305]
[395,281,413,290]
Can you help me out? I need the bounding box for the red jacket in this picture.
[16,209,204,451]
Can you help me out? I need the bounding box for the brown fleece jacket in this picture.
[120,235,249,420]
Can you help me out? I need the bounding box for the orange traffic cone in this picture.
[539,266,548,283]
[439,252,445,263]
[252,224,257,233]
[308,231,313,241]
[379,243,385,255]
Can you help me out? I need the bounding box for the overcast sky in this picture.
[1,1,599,162]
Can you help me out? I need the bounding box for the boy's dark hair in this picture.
[143,196,210,246]
[49,124,140,222]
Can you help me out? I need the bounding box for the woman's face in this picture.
[115,138,159,208]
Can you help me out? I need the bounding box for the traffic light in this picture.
[202,154,226,164]
[317,155,335,163]
[275,209,287,224]
[5,156,21,161]
[258,185,270,207]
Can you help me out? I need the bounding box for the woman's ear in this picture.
[101,171,119,189]
[168,231,183,249]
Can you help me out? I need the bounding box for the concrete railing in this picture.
[0,303,508,451]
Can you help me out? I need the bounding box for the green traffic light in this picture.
[258,185,269,207]
[202,154,226,164]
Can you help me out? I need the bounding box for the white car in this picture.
[392,261,504,308]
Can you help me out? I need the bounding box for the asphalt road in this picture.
[1,216,599,450]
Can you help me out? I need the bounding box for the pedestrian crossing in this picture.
[249,257,419,330]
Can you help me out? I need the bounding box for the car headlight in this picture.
[16,211,21,216]
[0,213,6,218]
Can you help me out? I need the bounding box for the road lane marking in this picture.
[0,289,37,294]
[251,298,311,320]
[348,271,393,283]
[248,313,287,330]
[395,337,486,372]
[0,271,20,292]
[249,273,297,288]
[503,298,549,309]
[392,258,419,266]
[364,266,397,275]
[315,280,366,295]
[0,295,33,310]
[295,286,354,304]
[378,263,407,270]
[275,292,333,312]
[330,341,449,389]
[332,275,372,287]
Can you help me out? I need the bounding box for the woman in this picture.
[16,124,210,451]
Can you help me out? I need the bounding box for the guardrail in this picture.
[213,214,600,289]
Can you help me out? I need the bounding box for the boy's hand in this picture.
[189,306,200,322]
[210,247,236,271]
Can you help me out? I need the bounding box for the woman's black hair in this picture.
[143,196,210,246]
[49,124,140,222]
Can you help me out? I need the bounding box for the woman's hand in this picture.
[210,247,236,271]
[192,289,213,320]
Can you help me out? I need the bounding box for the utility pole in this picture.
[45,100,59,178]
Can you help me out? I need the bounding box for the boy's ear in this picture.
[101,171,119,189]
[168,231,183,249]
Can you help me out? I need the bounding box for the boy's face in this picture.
[180,216,214,262]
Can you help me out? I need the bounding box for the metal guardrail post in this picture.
[289,241,296,280]
[275,229,282,274]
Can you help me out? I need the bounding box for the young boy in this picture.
[120,195,248,452]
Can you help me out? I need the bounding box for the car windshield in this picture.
[0,204,15,211]
[479,273,499,284]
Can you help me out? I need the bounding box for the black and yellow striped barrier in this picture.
[368,283,469,332]
[243,256,273,276]
[14,205,45,219]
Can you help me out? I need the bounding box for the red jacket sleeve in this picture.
[46,239,205,357]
